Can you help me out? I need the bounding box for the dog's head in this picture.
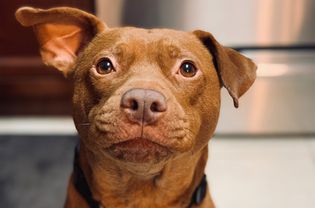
[16,7,256,168]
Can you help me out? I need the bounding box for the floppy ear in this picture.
[15,7,107,77]
[193,30,257,108]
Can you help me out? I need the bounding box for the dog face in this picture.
[73,28,221,164]
[16,7,256,167]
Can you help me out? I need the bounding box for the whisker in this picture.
[80,123,91,126]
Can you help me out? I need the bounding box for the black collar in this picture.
[73,146,207,208]
[73,145,99,208]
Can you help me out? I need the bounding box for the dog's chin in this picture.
[105,138,172,163]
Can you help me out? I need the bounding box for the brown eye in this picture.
[179,61,197,77]
[96,58,114,74]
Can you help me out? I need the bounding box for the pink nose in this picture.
[120,88,167,125]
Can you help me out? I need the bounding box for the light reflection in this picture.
[257,63,289,77]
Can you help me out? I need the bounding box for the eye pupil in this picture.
[184,64,191,72]
[180,62,197,77]
[101,61,111,69]
[96,58,114,74]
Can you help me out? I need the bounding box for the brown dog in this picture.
[15,7,256,208]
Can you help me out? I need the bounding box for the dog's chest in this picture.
[97,187,190,208]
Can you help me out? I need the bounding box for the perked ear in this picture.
[193,30,257,108]
[15,7,107,77]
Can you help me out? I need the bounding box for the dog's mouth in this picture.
[106,138,171,163]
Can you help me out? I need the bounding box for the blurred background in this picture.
[0,0,315,207]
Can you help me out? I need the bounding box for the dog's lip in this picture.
[106,137,172,163]
[109,137,167,149]
[107,137,173,155]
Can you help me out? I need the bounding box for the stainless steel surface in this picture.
[216,50,315,134]
[96,0,315,46]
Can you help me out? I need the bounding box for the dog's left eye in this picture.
[96,58,115,74]
[179,61,197,78]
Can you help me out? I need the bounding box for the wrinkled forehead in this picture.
[93,27,207,60]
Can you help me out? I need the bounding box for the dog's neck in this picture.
[78,144,209,208]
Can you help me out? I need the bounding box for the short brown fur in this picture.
[15,7,257,208]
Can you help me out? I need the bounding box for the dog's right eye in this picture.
[96,58,115,75]
[179,61,197,78]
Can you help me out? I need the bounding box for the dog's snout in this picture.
[120,89,167,125]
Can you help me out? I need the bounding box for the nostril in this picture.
[121,98,139,111]
[150,102,158,112]
[149,101,167,113]
[130,99,138,111]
